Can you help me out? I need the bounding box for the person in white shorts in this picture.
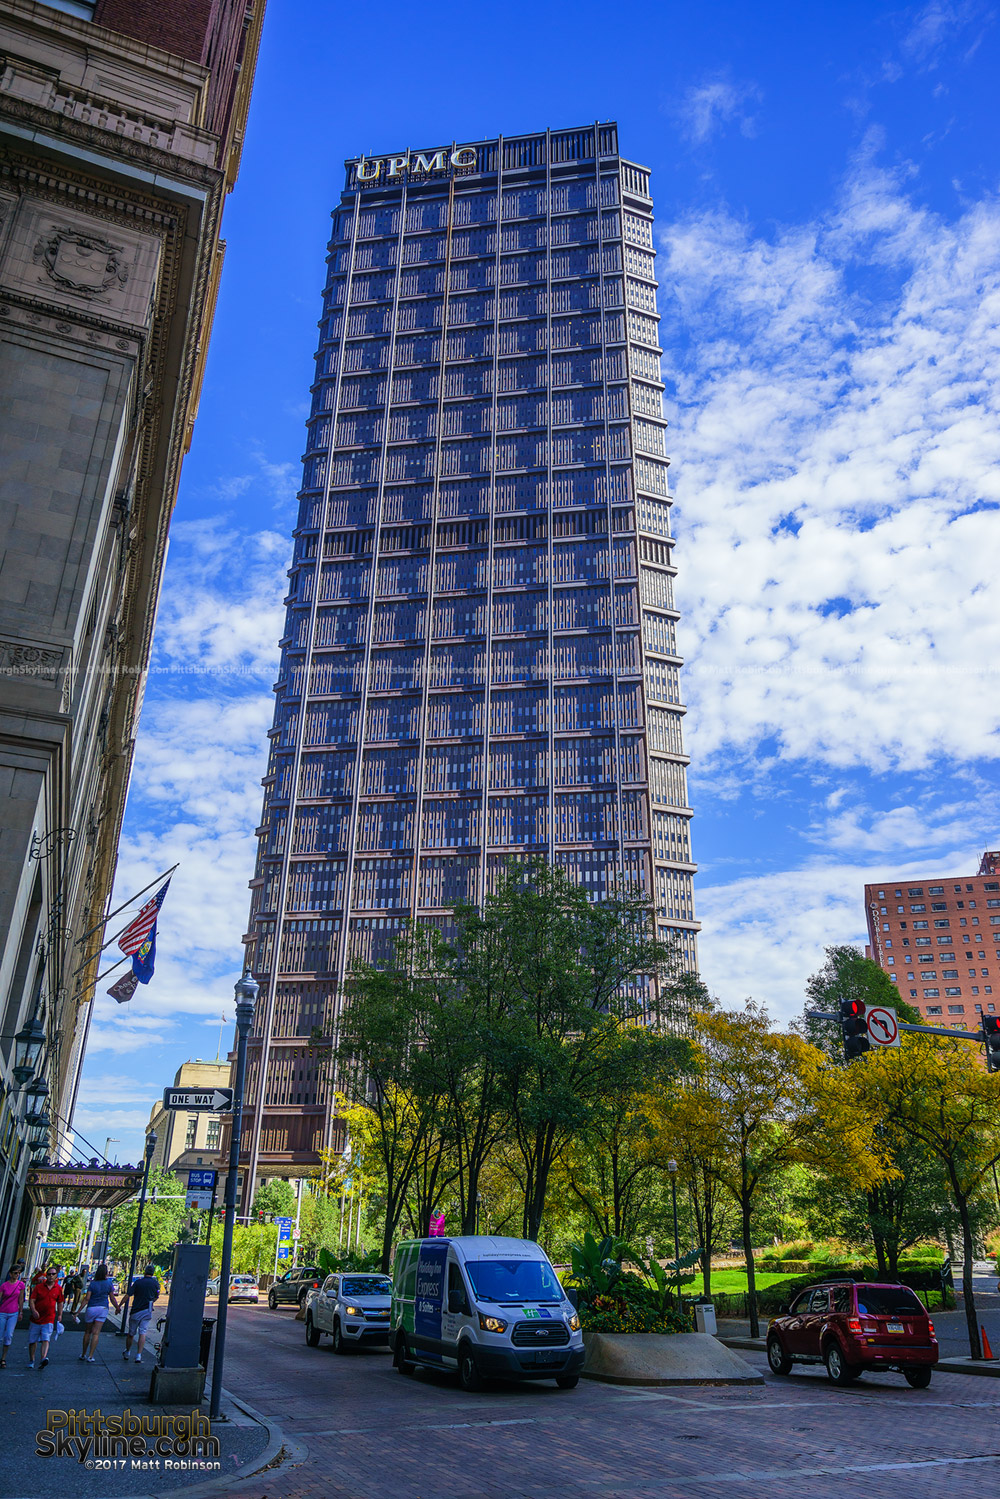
[79,1264,121,1363]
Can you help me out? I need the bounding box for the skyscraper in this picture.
[240,124,699,1198]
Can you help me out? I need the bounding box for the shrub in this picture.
[774,1241,815,1261]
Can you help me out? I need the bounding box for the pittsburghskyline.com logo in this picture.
[35,1408,221,1469]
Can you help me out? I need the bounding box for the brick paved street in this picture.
[216,1302,1000,1499]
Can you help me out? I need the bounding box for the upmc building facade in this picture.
[240,124,699,1184]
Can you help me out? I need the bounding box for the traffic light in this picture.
[258,1210,265,1223]
[839,998,870,1060]
[983,1015,1000,1072]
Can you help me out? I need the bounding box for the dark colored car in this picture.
[767,1279,938,1387]
[267,1266,323,1310]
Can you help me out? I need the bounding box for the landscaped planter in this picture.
[581,1331,763,1387]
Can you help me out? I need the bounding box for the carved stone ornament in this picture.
[0,640,64,683]
[33,226,129,300]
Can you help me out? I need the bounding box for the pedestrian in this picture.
[62,1266,85,1320]
[28,1265,63,1370]
[79,1262,120,1363]
[0,1265,26,1368]
[123,1264,160,1364]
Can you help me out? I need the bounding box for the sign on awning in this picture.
[26,1165,144,1209]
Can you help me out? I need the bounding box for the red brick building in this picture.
[865,852,1000,1025]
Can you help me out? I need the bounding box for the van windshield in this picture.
[464,1258,563,1303]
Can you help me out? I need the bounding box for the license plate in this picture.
[886,1322,904,1333]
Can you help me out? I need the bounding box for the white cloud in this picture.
[79,517,280,1062]
[659,162,1000,777]
[696,844,987,1023]
[899,2,992,68]
[673,76,761,145]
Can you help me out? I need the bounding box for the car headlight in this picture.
[478,1313,507,1333]
[344,1305,364,1317]
[568,1312,581,1332]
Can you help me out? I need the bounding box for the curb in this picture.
[146,1389,308,1499]
[83,1313,305,1499]
[936,1358,1000,1378]
[719,1337,767,1352]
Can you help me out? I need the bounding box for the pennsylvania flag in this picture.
[117,880,170,986]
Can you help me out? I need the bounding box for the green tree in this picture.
[336,926,453,1269]
[798,946,938,1275]
[46,1210,87,1268]
[850,1034,1000,1358]
[490,862,685,1239]
[796,944,911,1060]
[251,1180,296,1220]
[108,1168,187,1268]
[689,1004,888,1337]
[556,1026,688,1241]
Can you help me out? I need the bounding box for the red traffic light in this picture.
[844,1000,865,1018]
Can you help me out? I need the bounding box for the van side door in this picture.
[413,1241,448,1363]
[442,1258,472,1364]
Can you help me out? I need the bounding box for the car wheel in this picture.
[267,1291,277,1310]
[305,1316,321,1348]
[394,1335,415,1376]
[555,1374,579,1389]
[825,1342,859,1385]
[767,1336,793,1376]
[332,1318,347,1355]
[458,1347,485,1392]
[904,1367,932,1388]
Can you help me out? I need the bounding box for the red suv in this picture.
[766,1279,938,1387]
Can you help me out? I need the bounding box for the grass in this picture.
[695,1268,801,1295]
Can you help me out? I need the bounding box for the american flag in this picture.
[118,881,170,957]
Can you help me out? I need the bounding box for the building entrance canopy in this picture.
[26,1164,144,1209]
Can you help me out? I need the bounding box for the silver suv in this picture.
[304,1271,393,1354]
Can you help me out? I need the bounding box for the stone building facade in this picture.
[0,0,266,1267]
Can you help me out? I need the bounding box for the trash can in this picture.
[199,1317,216,1369]
[694,1301,717,1336]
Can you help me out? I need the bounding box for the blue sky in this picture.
[73,0,1000,1165]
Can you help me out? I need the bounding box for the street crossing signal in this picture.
[983,1015,1000,1072]
[840,998,870,1060]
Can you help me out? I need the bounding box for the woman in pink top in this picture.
[0,1267,26,1369]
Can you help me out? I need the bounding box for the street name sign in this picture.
[866,1006,901,1048]
[162,1087,233,1112]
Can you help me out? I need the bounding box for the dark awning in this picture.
[26,1165,144,1208]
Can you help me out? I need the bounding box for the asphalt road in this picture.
[215,1300,1000,1499]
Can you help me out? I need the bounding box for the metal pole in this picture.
[209,972,258,1422]
[206,1175,219,1247]
[117,1130,156,1336]
[668,1159,680,1308]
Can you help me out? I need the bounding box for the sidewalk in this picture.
[1,1309,273,1499]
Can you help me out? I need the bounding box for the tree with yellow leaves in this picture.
[685,1004,889,1336]
[848,1034,1000,1359]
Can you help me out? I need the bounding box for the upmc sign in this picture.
[355,145,478,184]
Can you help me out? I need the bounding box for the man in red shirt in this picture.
[28,1266,63,1369]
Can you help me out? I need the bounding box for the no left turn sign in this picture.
[867,1005,901,1048]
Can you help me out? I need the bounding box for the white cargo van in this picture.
[390,1235,585,1391]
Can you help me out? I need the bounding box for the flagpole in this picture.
[72,864,179,959]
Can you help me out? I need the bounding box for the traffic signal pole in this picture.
[808,1010,989,1043]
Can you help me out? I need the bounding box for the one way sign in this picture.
[162,1087,233,1112]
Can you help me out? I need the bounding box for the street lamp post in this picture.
[118,1129,157,1335]
[210,970,258,1421]
[667,1159,681,1311]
